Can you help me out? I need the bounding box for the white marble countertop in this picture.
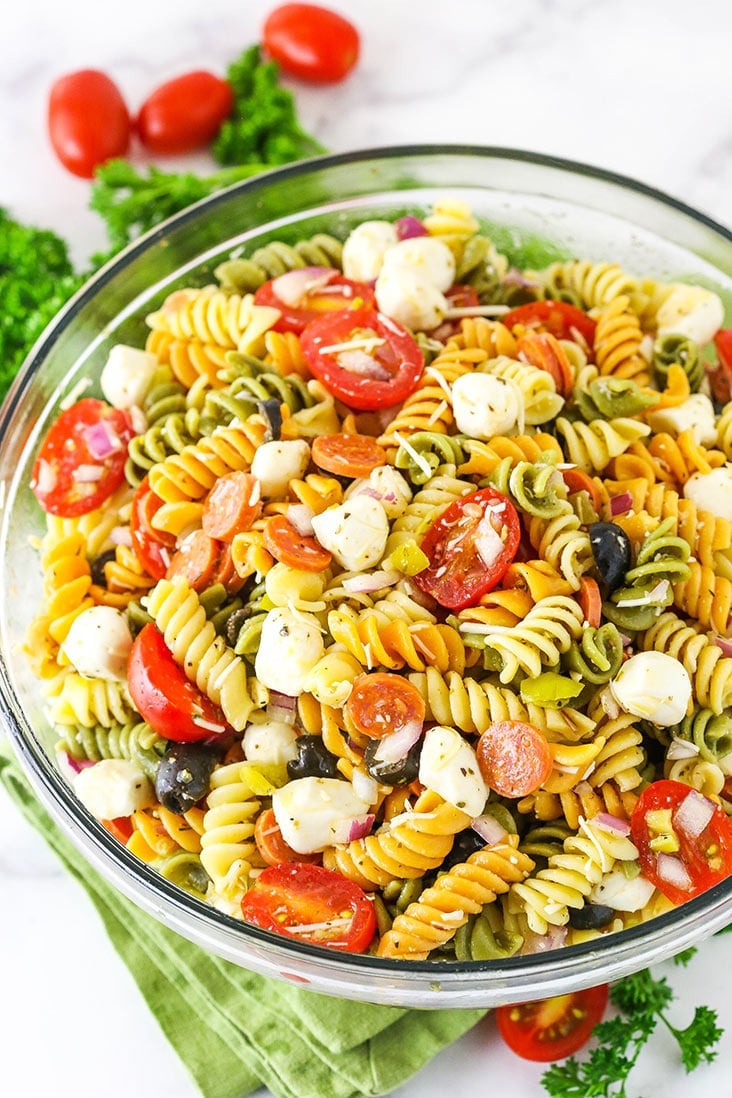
[4,1,732,1095]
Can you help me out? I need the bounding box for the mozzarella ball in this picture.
[342,220,398,282]
[62,606,133,681]
[647,393,717,446]
[100,345,159,410]
[418,725,488,818]
[452,372,523,438]
[375,267,448,331]
[243,719,298,767]
[684,465,732,521]
[380,237,456,292]
[311,495,389,571]
[656,285,724,345]
[609,651,692,726]
[272,776,371,854]
[251,439,310,499]
[345,465,413,519]
[254,607,324,696]
[74,759,153,820]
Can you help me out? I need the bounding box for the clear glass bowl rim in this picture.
[1,143,732,1008]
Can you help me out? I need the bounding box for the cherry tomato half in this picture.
[300,307,424,411]
[630,779,732,906]
[32,398,134,518]
[254,269,376,334]
[414,486,520,610]
[130,477,177,581]
[241,863,376,952]
[136,71,234,155]
[48,69,131,178]
[496,984,609,1062]
[476,720,553,798]
[503,300,597,348]
[262,4,360,83]
[345,673,426,740]
[128,623,229,742]
[710,329,732,403]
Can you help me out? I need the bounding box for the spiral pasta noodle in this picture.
[25,199,732,964]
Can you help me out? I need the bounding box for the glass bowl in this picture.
[2,145,732,1009]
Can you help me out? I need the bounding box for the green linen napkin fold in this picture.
[0,737,485,1098]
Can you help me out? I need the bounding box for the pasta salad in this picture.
[25,198,732,961]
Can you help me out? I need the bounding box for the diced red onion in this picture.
[666,736,700,761]
[60,751,96,776]
[656,853,693,891]
[331,813,376,844]
[503,267,541,290]
[33,458,57,496]
[110,526,133,547]
[271,267,336,307]
[715,636,732,658]
[373,719,423,764]
[620,633,633,648]
[73,463,105,483]
[287,503,315,537]
[470,814,508,846]
[593,812,632,837]
[341,570,401,594]
[83,419,123,459]
[395,216,427,240]
[610,492,633,516]
[674,790,716,839]
[520,926,568,955]
[266,691,297,726]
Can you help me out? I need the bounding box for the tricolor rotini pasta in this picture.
[24,199,732,961]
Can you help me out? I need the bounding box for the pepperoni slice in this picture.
[263,514,332,572]
[311,433,388,478]
[165,529,221,592]
[202,471,262,541]
[345,673,426,740]
[476,721,553,798]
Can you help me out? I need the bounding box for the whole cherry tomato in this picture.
[262,4,360,83]
[48,69,131,178]
[136,71,234,155]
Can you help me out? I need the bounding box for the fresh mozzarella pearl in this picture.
[311,495,389,571]
[380,237,456,292]
[74,759,153,820]
[243,719,298,766]
[418,725,488,818]
[345,465,413,519]
[272,776,371,854]
[452,372,523,438]
[251,439,310,499]
[62,606,133,681]
[647,393,717,446]
[684,465,732,521]
[342,220,398,282]
[656,285,724,345]
[610,651,691,726]
[254,607,324,696]
[100,345,158,410]
[375,267,448,331]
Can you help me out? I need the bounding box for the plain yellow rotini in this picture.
[200,762,262,902]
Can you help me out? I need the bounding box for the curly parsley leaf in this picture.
[0,209,85,401]
[541,961,723,1098]
[212,45,326,166]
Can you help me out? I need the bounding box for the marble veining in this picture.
[2,1,732,1095]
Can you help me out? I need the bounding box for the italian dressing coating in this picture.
[26,198,732,960]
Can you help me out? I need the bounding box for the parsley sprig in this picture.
[541,955,723,1098]
[90,45,326,255]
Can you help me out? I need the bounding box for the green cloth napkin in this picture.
[0,737,485,1098]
